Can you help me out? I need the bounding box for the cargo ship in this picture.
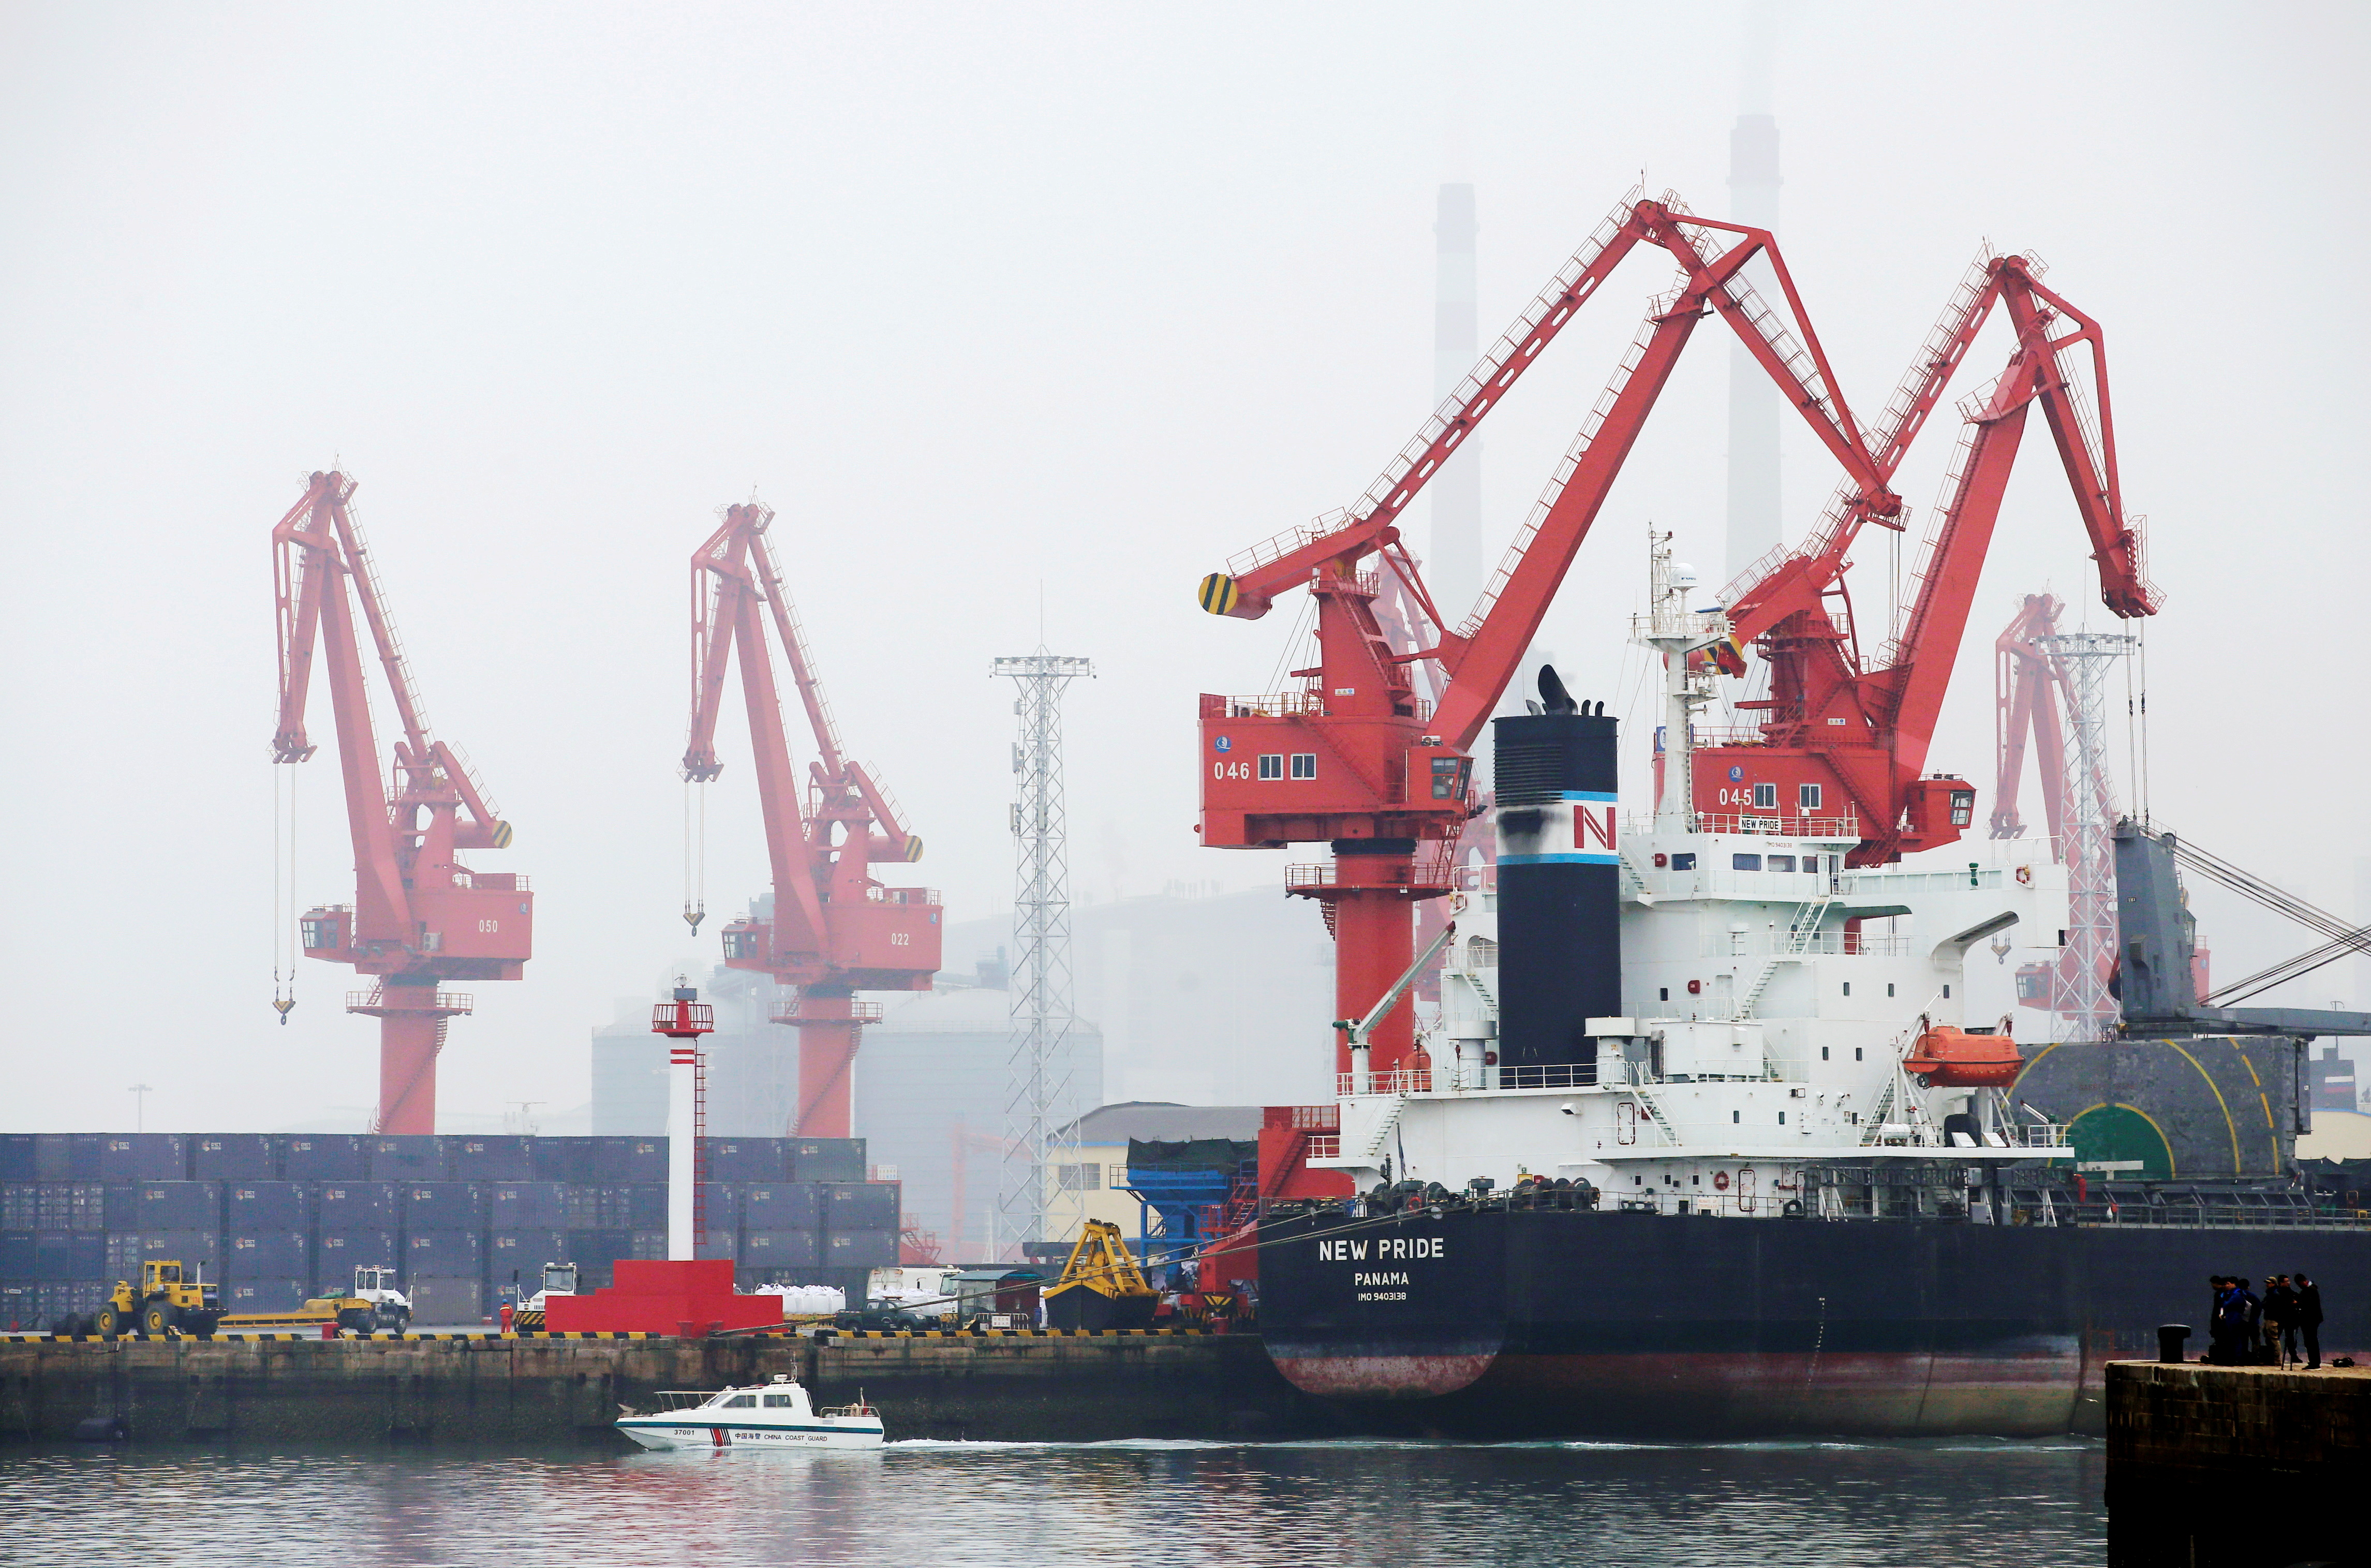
[1248,546,2371,1438]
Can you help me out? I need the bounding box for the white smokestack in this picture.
[1725,7,1784,586]
[1431,183,1480,619]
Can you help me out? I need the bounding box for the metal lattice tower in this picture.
[993,650,1093,1261]
[2037,630,2136,1040]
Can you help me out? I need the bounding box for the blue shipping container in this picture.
[189,1135,276,1181]
[405,1230,485,1276]
[367,1136,449,1182]
[741,1182,824,1232]
[226,1182,312,1230]
[402,1182,484,1231]
[488,1230,570,1278]
[448,1137,534,1180]
[97,1135,187,1181]
[0,1231,33,1278]
[141,1231,223,1271]
[739,1230,819,1268]
[277,1135,369,1181]
[491,1183,568,1229]
[34,1135,100,1180]
[824,1229,897,1268]
[0,1136,33,1181]
[317,1182,400,1228]
[588,1138,666,1183]
[225,1232,310,1279]
[705,1140,790,1182]
[627,1184,668,1230]
[790,1139,865,1182]
[529,1137,587,1182]
[316,1230,401,1280]
[822,1182,899,1231]
[137,1182,223,1233]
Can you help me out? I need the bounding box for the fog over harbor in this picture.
[2,2,2365,1133]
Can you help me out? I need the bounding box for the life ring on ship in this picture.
[1712,1171,1730,1191]
[2016,865,2034,886]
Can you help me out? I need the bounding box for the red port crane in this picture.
[1196,193,2160,1086]
[681,501,941,1138]
[1197,190,1893,1081]
[272,471,532,1134]
[1695,250,2158,862]
[1991,593,2081,849]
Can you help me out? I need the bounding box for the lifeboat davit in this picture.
[1902,1026,2021,1088]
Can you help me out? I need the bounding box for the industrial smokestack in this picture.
[1431,183,1480,619]
[1494,673,1620,1075]
[1725,113,1782,586]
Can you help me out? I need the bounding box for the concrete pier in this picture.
[0,1329,1332,1446]
[2106,1359,2370,1567]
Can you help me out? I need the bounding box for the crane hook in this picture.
[273,996,297,1024]
[684,903,705,936]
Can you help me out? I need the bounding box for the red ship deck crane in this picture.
[1694,251,2159,862]
[272,470,532,1134]
[1196,190,1895,1082]
[681,501,941,1138]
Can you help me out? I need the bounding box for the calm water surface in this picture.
[0,1437,2104,1567]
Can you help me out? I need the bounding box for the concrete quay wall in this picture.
[2105,1360,2371,1567]
[0,1330,1332,1447]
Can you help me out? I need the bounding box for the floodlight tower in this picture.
[994,650,1093,1261]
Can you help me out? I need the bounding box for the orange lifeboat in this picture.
[1901,1026,2021,1088]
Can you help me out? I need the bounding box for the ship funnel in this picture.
[1493,702,1621,1076]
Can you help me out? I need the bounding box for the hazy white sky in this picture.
[4,2,2365,1132]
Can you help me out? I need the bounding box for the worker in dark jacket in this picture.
[2295,1272,2324,1369]
[2206,1276,2234,1363]
[2264,1276,2298,1365]
[2231,1278,2262,1363]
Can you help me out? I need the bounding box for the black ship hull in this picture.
[1257,1207,2371,1437]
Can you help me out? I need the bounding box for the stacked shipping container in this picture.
[0,1134,894,1330]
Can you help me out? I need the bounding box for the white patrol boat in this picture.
[615,1374,884,1451]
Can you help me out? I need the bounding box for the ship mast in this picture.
[1632,529,1732,833]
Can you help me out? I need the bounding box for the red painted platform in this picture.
[542,1259,783,1336]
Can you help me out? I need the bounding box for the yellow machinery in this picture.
[86,1261,392,1337]
[90,1261,225,1337]
[1042,1220,1159,1330]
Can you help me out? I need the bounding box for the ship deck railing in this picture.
[1257,1190,2371,1229]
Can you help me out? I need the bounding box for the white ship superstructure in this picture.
[1312,541,2073,1214]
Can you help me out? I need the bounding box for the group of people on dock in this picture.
[2206,1273,2323,1368]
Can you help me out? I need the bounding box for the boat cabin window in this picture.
[1670,853,1696,870]
[1767,855,1795,872]
[1732,854,1761,871]
[762,1394,796,1408]
[715,1394,757,1408]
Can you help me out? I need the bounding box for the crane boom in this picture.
[1692,255,2160,865]
[682,501,940,1138]
[1197,191,1903,1084]
[272,470,531,1134]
